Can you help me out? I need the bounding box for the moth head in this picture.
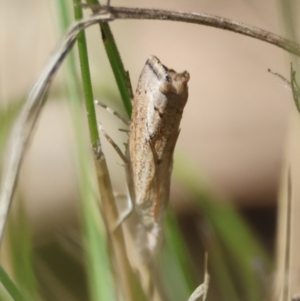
[160,70,190,99]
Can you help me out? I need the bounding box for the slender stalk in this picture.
[56,2,116,301]
[94,156,146,301]
[100,22,132,117]
[105,6,300,56]
[8,200,37,301]
[72,2,140,301]
[159,211,197,301]
[85,0,132,117]
[73,0,100,149]
[0,266,27,301]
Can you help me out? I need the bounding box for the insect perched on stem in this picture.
[126,55,190,260]
[97,55,189,262]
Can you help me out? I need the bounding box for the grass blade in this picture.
[174,154,272,301]
[159,210,197,301]
[85,0,132,117]
[0,266,27,301]
[56,1,116,301]
[7,199,37,301]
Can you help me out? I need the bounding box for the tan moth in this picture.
[126,55,190,259]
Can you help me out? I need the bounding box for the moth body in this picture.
[126,55,189,258]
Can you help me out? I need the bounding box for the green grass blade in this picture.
[201,217,240,301]
[159,210,197,301]
[55,1,116,301]
[7,199,37,301]
[85,0,132,117]
[174,154,272,301]
[80,195,116,301]
[0,266,27,301]
[73,0,100,147]
[201,201,270,301]
[0,287,12,301]
[99,22,132,117]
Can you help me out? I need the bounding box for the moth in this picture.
[126,55,190,259]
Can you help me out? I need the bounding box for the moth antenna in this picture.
[98,122,127,163]
[95,99,130,126]
[118,128,130,136]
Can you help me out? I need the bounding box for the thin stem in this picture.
[104,6,300,56]
[73,0,100,150]
[57,2,116,301]
[72,3,141,301]
[85,0,132,117]
[0,266,27,301]
[100,22,132,117]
